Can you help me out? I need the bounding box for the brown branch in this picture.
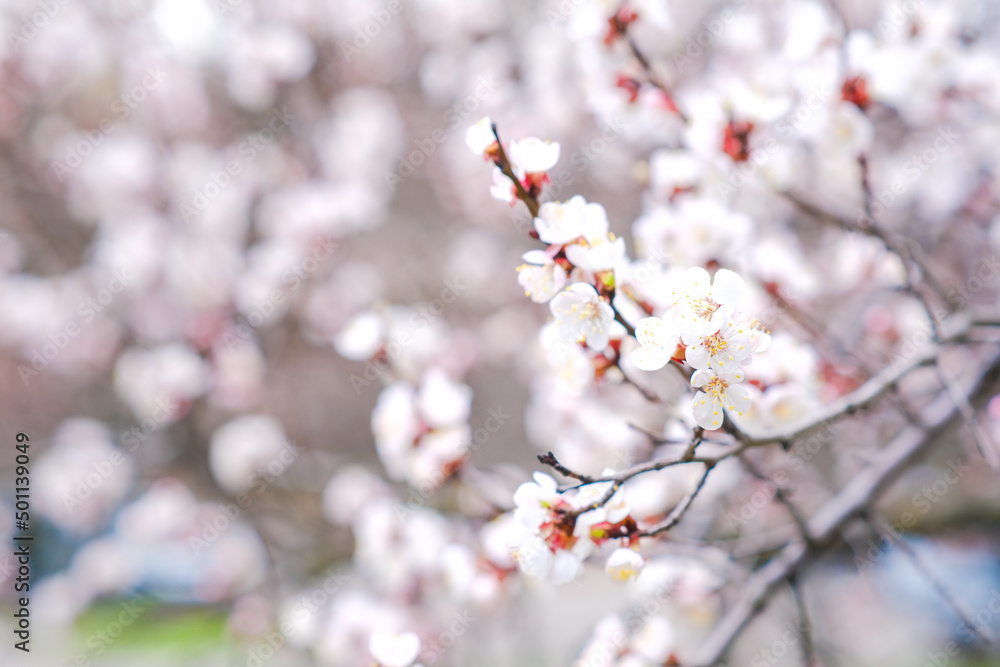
[739,343,938,446]
[936,366,1000,469]
[784,188,947,334]
[490,122,540,219]
[614,7,689,123]
[790,575,818,667]
[741,456,811,541]
[538,451,595,484]
[686,349,1000,666]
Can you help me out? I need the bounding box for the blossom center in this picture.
[575,301,600,321]
[704,375,729,401]
[693,298,720,320]
[705,332,728,356]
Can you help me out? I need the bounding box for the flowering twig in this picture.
[490,121,639,338]
[738,343,939,446]
[610,2,689,123]
[537,451,595,484]
[689,349,1000,666]
[490,123,540,219]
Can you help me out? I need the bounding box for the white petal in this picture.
[690,369,714,388]
[709,268,746,304]
[532,471,558,494]
[585,327,610,351]
[521,249,552,264]
[417,368,472,428]
[563,243,589,269]
[549,550,583,585]
[464,117,495,155]
[691,393,723,430]
[725,383,752,416]
[370,632,421,667]
[631,345,670,371]
[686,344,711,370]
[752,329,772,353]
[683,267,711,293]
[512,536,553,577]
[606,548,644,583]
[509,137,560,173]
[569,282,600,299]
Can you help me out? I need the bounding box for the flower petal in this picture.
[692,393,723,430]
[709,268,746,304]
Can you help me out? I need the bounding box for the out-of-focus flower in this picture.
[550,283,616,351]
[465,116,497,156]
[508,137,560,174]
[371,368,473,489]
[507,471,636,585]
[534,195,609,246]
[34,418,133,535]
[516,249,567,303]
[606,547,645,583]
[334,310,385,361]
[369,631,421,667]
[209,414,295,494]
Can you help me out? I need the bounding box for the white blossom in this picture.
[370,632,421,667]
[509,137,560,173]
[534,196,610,246]
[550,283,616,351]
[517,249,568,303]
[690,367,751,430]
[605,548,645,583]
[465,116,497,156]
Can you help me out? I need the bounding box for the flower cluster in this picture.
[632,267,769,430]
[467,118,770,433]
[506,472,640,585]
[371,368,473,490]
[466,116,560,204]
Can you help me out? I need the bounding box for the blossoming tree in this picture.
[5,0,1000,666]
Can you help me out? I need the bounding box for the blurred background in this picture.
[2,0,1000,665]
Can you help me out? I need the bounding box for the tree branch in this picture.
[687,349,1000,666]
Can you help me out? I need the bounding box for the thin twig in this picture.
[936,366,1000,469]
[739,344,938,445]
[789,574,818,667]
[741,456,811,541]
[638,462,714,536]
[490,122,539,219]
[537,451,595,484]
[615,11,689,122]
[784,188,946,336]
